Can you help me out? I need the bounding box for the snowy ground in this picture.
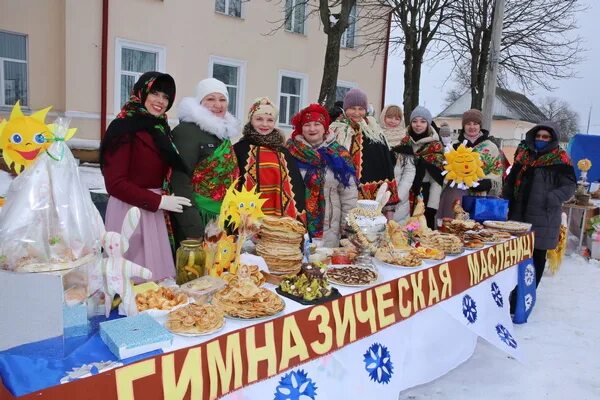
[398,255,600,400]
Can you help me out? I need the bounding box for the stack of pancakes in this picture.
[256,216,305,275]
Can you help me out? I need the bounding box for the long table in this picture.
[0,233,534,399]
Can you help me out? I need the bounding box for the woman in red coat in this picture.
[100,72,190,281]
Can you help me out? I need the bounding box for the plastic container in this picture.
[179,275,226,304]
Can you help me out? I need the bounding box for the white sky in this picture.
[384,0,600,133]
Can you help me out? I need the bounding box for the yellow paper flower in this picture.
[577,158,592,172]
[443,143,486,187]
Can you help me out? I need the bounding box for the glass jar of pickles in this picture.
[175,240,206,285]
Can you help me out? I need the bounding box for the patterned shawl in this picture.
[286,138,356,238]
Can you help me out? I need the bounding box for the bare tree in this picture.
[538,97,580,142]
[442,0,585,110]
[387,0,452,118]
[443,87,464,108]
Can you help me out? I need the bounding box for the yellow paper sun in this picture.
[443,143,486,187]
[219,182,267,230]
[0,101,53,174]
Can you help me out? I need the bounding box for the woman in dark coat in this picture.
[503,122,576,287]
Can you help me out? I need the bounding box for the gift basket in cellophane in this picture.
[0,116,103,274]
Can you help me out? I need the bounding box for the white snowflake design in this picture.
[524,263,535,287]
[524,293,533,311]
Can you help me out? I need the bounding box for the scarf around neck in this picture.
[512,141,572,197]
[242,123,284,149]
[286,138,356,237]
[100,76,187,173]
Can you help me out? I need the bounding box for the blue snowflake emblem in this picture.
[496,323,518,349]
[274,369,317,400]
[491,282,503,307]
[462,294,477,323]
[524,294,533,311]
[524,264,535,286]
[363,343,394,384]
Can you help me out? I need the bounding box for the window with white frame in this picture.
[284,0,306,34]
[115,39,165,112]
[215,0,242,18]
[335,81,356,102]
[340,6,357,49]
[0,31,28,107]
[209,56,245,118]
[278,72,307,126]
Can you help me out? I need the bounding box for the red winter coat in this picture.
[102,131,168,211]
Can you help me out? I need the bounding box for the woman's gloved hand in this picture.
[159,195,191,213]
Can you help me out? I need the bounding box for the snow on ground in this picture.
[398,255,600,400]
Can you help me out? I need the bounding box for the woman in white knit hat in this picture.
[170,78,240,246]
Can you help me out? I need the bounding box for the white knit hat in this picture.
[195,78,229,102]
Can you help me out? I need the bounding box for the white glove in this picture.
[159,195,191,213]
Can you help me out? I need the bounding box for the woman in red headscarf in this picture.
[286,104,358,247]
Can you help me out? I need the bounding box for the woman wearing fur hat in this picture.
[286,104,358,247]
[395,106,445,229]
[380,104,416,222]
[504,122,576,289]
[170,78,240,244]
[436,109,505,221]
[331,88,399,218]
[101,72,190,280]
[234,97,306,220]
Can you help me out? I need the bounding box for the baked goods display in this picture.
[410,246,445,261]
[375,247,422,267]
[222,264,265,286]
[442,218,483,234]
[165,303,224,336]
[278,264,333,301]
[419,232,464,255]
[326,265,378,286]
[385,220,413,251]
[483,220,532,233]
[212,275,285,319]
[135,287,188,311]
[256,216,305,275]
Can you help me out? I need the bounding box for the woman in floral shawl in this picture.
[330,88,398,219]
[286,104,357,247]
[101,72,190,280]
[234,97,306,221]
[394,106,445,229]
[504,122,575,289]
[436,109,506,222]
[170,78,240,245]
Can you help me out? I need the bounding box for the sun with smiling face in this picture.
[219,182,267,231]
[443,143,486,187]
[0,101,53,174]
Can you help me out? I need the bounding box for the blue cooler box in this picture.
[461,196,508,222]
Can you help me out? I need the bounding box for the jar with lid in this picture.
[175,240,206,285]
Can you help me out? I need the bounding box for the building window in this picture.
[335,81,356,102]
[115,39,165,112]
[209,56,246,118]
[341,6,357,49]
[278,71,307,126]
[215,0,242,18]
[284,0,306,34]
[0,31,28,107]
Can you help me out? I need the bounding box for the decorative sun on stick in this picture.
[218,181,267,231]
[442,143,486,188]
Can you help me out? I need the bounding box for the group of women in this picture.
[100,72,576,294]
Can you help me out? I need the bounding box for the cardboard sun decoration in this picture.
[0,101,76,173]
[442,143,486,188]
[210,182,267,275]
